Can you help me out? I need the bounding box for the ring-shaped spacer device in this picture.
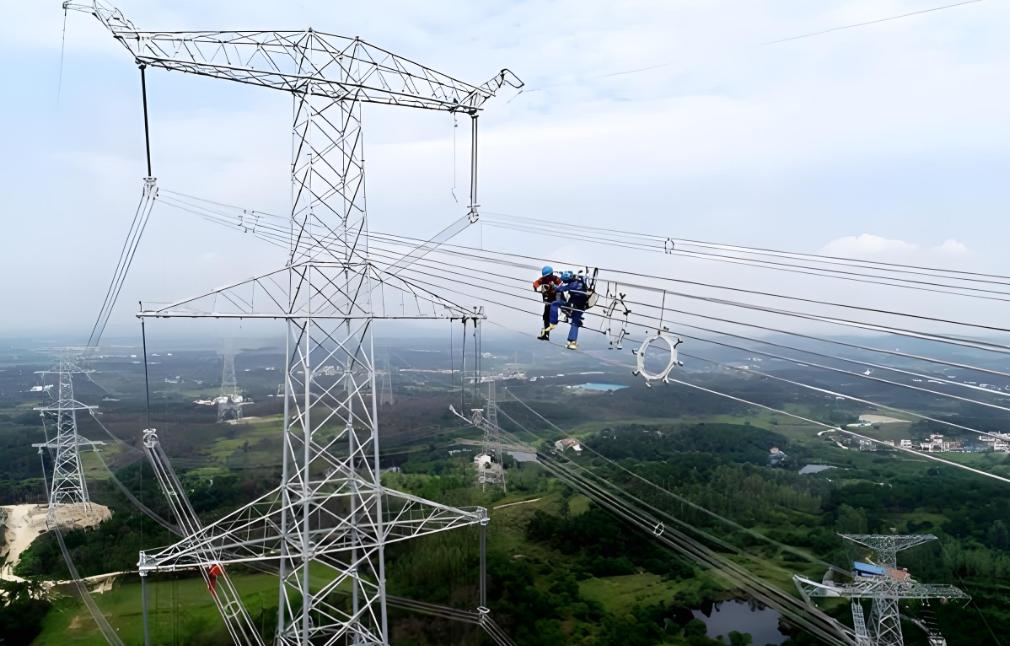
[632,330,683,387]
[653,522,665,537]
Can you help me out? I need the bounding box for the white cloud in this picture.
[820,233,969,261]
[936,239,968,256]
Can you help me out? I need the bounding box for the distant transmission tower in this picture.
[71,2,520,642]
[378,358,394,407]
[479,381,506,491]
[451,381,507,491]
[32,359,105,508]
[217,351,244,422]
[795,534,968,646]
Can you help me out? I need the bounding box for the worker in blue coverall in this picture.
[543,271,590,350]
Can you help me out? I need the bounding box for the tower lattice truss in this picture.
[794,534,968,646]
[70,1,521,642]
[33,359,104,509]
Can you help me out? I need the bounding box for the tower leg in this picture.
[141,571,151,646]
[870,597,903,646]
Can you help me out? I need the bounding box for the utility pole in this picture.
[794,534,968,646]
[70,2,520,642]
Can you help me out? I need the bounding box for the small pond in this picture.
[691,599,786,645]
[799,464,837,475]
[572,382,628,392]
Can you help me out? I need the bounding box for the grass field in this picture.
[35,572,279,645]
[579,573,682,613]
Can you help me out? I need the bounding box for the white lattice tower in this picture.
[483,381,506,492]
[217,351,243,422]
[68,3,521,643]
[32,359,105,508]
[794,534,968,646]
[378,359,394,407]
[844,534,937,646]
[462,381,506,492]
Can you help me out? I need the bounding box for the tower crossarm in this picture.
[34,399,97,413]
[33,438,105,450]
[840,533,938,565]
[65,2,522,113]
[798,578,969,601]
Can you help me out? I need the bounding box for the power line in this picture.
[479,210,1010,283]
[502,390,835,570]
[482,216,1010,302]
[761,0,984,46]
[362,241,1010,363]
[473,306,1010,486]
[155,191,1010,484]
[511,1,985,99]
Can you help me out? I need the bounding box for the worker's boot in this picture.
[537,331,550,341]
[566,341,578,350]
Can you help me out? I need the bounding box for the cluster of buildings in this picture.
[853,432,1010,454]
[554,438,583,454]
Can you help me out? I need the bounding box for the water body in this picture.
[799,464,837,475]
[692,599,786,645]
[574,382,627,392]
[509,451,538,463]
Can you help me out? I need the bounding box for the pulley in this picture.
[632,328,683,387]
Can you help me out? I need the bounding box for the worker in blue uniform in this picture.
[551,271,590,350]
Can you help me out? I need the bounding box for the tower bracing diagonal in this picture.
[68,2,522,642]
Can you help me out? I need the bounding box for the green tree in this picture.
[986,520,1009,550]
[684,618,707,638]
[728,631,753,646]
[835,504,868,533]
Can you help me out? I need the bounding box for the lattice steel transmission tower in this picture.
[794,534,968,646]
[217,351,244,422]
[69,2,520,643]
[32,359,105,508]
[451,381,506,491]
[378,359,394,407]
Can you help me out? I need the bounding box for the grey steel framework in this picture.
[794,534,968,646]
[33,359,105,508]
[68,1,520,643]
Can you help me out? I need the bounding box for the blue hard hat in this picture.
[541,265,553,277]
[560,270,573,281]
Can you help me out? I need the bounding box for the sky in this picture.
[1,0,1009,342]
